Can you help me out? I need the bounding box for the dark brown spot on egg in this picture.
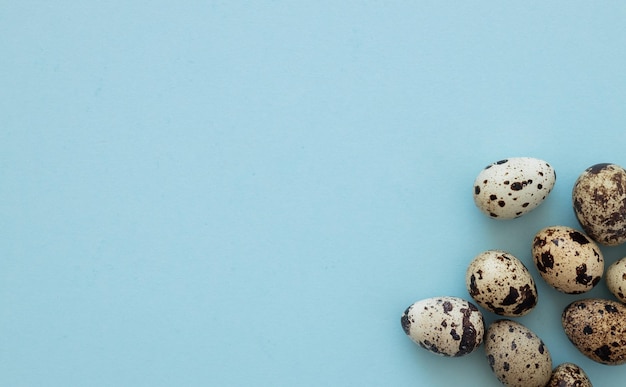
[489,194,497,200]
[593,276,601,286]
[455,307,479,357]
[501,286,519,306]
[443,301,453,313]
[469,275,480,296]
[588,163,612,174]
[583,325,593,335]
[474,186,480,195]
[401,307,411,335]
[533,237,546,248]
[569,231,590,245]
[498,200,506,207]
[450,329,460,340]
[511,182,524,191]
[594,344,612,362]
[512,284,537,315]
[576,264,593,285]
[536,251,554,273]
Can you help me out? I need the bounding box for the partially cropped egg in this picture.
[546,363,592,387]
[573,163,626,245]
[485,319,552,387]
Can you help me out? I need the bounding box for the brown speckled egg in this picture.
[401,296,484,357]
[573,163,626,246]
[532,226,603,294]
[562,298,626,365]
[546,363,592,387]
[466,250,537,316]
[606,257,626,303]
[485,319,552,387]
[473,157,556,219]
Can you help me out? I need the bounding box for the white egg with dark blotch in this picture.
[532,226,603,294]
[466,250,538,317]
[485,320,552,387]
[546,363,592,387]
[606,257,626,303]
[473,157,556,219]
[562,298,626,365]
[573,163,626,246]
[401,296,484,357]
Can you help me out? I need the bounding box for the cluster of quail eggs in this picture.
[401,158,626,386]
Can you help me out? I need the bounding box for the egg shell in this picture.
[401,296,484,357]
[546,363,592,387]
[485,319,552,387]
[473,157,556,219]
[572,163,626,246]
[532,226,603,294]
[466,250,538,316]
[606,257,626,303]
[562,298,626,365]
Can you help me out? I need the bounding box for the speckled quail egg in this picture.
[466,250,537,316]
[532,226,603,294]
[473,157,556,219]
[573,163,626,246]
[401,296,484,357]
[546,363,592,387]
[606,257,626,303]
[485,319,552,387]
[562,298,626,365]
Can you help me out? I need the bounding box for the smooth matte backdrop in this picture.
[3,1,626,386]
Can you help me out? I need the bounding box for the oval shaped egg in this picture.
[573,163,626,246]
[401,296,484,357]
[562,298,626,365]
[546,363,592,387]
[485,319,552,387]
[473,157,556,219]
[606,257,626,303]
[532,226,604,294]
[466,250,538,316]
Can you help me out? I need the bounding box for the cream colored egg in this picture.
[485,319,552,387]
[466,250,537,316]
[473,157,556,219]
[532,226,603,294]
[401,296,484,357]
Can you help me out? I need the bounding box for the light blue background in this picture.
[3,1,626,386]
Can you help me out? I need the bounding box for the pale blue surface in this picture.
[3,2,626,386]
